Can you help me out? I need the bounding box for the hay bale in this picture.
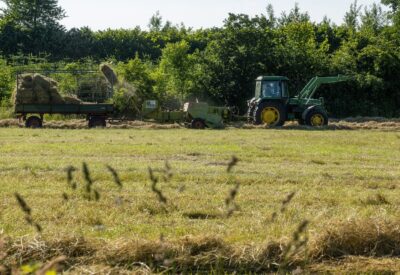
[14,87,35,104]
[19,74,34,88]
[33,74,52,90]
[64,95,82,104]
[14,73,65,105]
[34,86,50,104]
[100,64,118,85]
[49,87,65,104]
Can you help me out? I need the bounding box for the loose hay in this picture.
[312,219,400,259]
[0,119,20,127]
[2,236,287,273]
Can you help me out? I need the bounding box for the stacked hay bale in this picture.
[14,74,65,105]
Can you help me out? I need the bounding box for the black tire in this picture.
[89,117,106,128]
[25,116,43,128]
[247,105,256,123]
[305,109,329,127]
[253,101,286,126]
[191,118,206,129]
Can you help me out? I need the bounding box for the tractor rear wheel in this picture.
[25,116,43,128]
[254,102,286,126]
[191,118,206,129]
[305,109,328,127]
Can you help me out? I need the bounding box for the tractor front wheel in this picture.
[191,118,206,129]
[254,102,286,126]
[305,110,328,127]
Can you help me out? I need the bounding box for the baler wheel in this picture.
[191,118,206,129]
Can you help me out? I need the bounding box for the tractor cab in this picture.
[255,76,290,100]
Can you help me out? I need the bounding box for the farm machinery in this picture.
[13,68,352,129]
[141,100,232,129]
[247,75,353,126]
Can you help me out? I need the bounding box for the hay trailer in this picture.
[247,75,353,126]
[15,103,114,128]
[14,70,115,128]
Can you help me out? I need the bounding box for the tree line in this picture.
[0,0,400,117]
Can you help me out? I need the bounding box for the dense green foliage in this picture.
[0,0,399,117]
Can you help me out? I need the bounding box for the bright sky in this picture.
[1,0,386,30]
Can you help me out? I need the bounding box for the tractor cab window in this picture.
[281,81,289,98]
[262,81,281,98]
[255,81,262,98]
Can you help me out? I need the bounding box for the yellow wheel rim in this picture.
[261,107,280,125]
[311,114,325,126]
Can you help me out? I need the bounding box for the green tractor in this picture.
[247,75,353,127]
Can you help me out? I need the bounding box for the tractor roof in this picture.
[256,76,289,81]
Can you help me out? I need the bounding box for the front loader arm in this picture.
[297,75,354,99]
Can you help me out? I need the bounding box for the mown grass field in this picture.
[1,127,400,273]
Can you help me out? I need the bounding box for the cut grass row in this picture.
[0,128,400,272]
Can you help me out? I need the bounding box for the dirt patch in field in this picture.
[1,117,400,130]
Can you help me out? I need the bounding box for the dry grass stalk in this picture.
[63,166,77,201]
[270,192,296,222]
[162,161,173,182]
[225,182,240,218]
[66,166,77,190]
[227,156,239,173]
[14,193,42,233]
[106,165,123,188]
[82,162,100,201]
[281,220,309,269]
[148,167,167,204]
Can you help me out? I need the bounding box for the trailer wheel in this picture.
[305,109,328,127]
[89,117,106,128]
[254,101,286,126]
[191,118,206,129]
[25,116,43,128]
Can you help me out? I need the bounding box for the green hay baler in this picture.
[141,100,231,129]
